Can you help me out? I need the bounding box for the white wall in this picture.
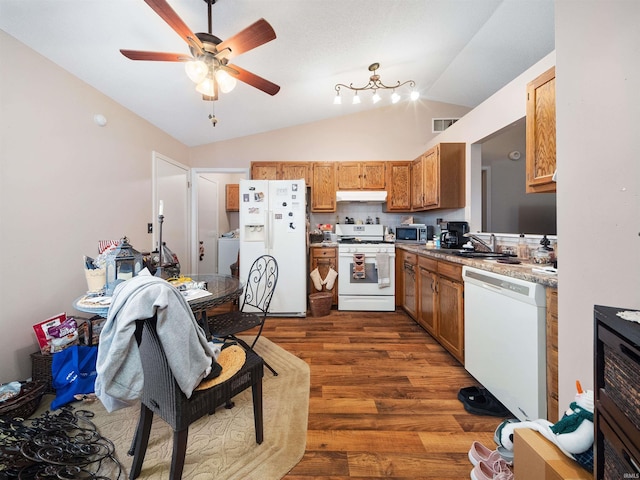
[0,31,188,382]
[188,100,472,167]
[555,0,640,409]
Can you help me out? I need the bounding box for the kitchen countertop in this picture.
[395,244,558,288]
[309,242,557,288]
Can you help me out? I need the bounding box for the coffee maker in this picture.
[440,221,469,249]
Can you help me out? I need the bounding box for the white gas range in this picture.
[335,224,396,311]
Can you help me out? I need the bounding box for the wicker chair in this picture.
[208,255,279,376]
[128,316,264,480]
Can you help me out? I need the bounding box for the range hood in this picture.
[336,191,388,203]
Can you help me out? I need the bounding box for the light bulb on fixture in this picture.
[215,69,237,93]
[410,90,420,101]
[391,91,401,104]
[185,60,208,84]
[352,92,361,105]
[372,91,381,104]
[196,76,216,97]
[333,92,342,105]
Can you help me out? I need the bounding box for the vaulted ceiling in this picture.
[0,0,554,147]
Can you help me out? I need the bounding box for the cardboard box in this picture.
[514,429,593,480]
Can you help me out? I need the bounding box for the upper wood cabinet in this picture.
[250,162,312,185]
[411,143,465,211]
[251,162,279,180]
[311,162,337,212]
[385,161,412,212]
[337,162,386,190]
[526,66,556,193]
[225,183,239,212]
[280,163,312,184]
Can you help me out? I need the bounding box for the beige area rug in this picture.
[33,337,310,480]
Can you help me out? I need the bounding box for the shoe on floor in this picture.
[463,392,510,417]
[458,386,487,403]
[470,458,513,480]
[468,441,502,467]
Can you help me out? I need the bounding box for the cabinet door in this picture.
[546,287,559,422]
[526,67,556,193]
[437,277,464,363]
[403,260,417,319]
[411,156,424,209]
[386,161,412,212]
[225,184,239,212]
[417,266,438,336]
[361,162,386,189]
[251,162,279,180]
[281,162,312,184]
[422,147,439,207]
[337,162,362,190]
[311,163,337,212]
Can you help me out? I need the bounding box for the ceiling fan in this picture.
[120,0,280,102]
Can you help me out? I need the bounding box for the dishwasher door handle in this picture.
[479,282,502,293]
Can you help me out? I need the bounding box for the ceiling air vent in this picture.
[432,118,459,133]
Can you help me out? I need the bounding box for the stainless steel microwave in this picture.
[395,224,428,244]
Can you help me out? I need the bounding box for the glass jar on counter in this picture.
[532,235,553,265]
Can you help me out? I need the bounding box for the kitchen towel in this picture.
[352,253,366,279]
[376,253,390,288]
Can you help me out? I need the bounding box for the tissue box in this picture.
[514,429,593,480]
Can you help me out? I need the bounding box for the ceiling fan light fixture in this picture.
[372,91,381,104]
[352,92,361,105]
[410,90,420,101]
[215,69,237,93]
[185,59,208,83]
[333,92,342,105]
[391,91,401,104]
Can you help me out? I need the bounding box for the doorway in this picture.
[189,168,249,275]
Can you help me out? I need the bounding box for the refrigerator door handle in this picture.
[267,209,273,251]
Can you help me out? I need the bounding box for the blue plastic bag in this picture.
[51,345,98,410]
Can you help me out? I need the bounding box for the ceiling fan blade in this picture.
[228,64,280,96]
[216,18,276,59]
[120,49,190,62]
[143,0,204,52]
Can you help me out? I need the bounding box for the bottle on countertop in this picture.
[434,235,441,249]
[517,234,529,260]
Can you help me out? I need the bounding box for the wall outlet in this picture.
[147,223,153,234]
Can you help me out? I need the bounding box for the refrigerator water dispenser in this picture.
[244,224,265,242]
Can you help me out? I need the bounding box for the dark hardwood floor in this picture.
[257,307,506,479]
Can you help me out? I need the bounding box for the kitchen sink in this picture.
[445,249,512,259]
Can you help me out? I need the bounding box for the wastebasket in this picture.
[309,292,333,317]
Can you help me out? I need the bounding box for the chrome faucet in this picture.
[464,233,497,252]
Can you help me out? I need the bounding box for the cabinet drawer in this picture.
[418,256,437,271]
[599,324,640,433]
[403,252,417,265]
[599,411,640,479]
[438,261,462,282]
[312,248,336,259]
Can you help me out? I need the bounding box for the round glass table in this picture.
[74,274,244,337]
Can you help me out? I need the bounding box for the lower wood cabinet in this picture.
[397,248,464,363]
[309,246,338,305]
[546,287,559,422]
[416,255,464,363]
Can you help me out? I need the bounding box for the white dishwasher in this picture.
[463,266,547,421]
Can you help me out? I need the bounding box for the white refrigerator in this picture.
[239,179,307,316]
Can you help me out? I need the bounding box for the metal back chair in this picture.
[208,255,279,375]
[128,316,264,480]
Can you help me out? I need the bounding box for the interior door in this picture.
[153,152,189,272]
